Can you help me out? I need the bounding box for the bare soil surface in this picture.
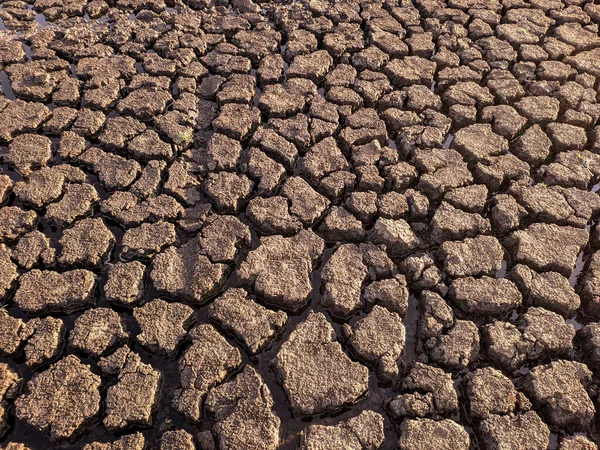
[0,0,600,448]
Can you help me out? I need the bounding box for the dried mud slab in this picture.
[208,288,286,354]
[0,364,21,439]
[121,221,176,260]
[0,207,37,243]
[299,410,384,450]
[321,243,368,318]
[150,239,228,303]
[272,312,369,416]
[478,411,550,450]
[82,433,145,450]
[237,230,324,311]
[390,362,458,419]
[172,324,241,422]
[57,218,115,269]
[523,360,595,430]
[20,316,66,368]
[134,299,195,358]
[0,245,18,300]
[398,418,470,450]
[103,352,162,432]
[466,367,518,420]
[13,269,95,315]
[343,305,405,382]
[70,308,128,358]
[449,277,522,316]
[204,366,281,450]
[104,261,146,307]
[14,355,101,441]
[507,223,589,276]
[158,430,194,450]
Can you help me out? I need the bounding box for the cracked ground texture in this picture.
[1,0,600,448]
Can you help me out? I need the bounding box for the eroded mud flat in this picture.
[0,0,600,448]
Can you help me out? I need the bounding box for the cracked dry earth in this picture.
[2,0,600,450]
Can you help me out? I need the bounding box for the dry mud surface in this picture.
[1,0,600,448]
